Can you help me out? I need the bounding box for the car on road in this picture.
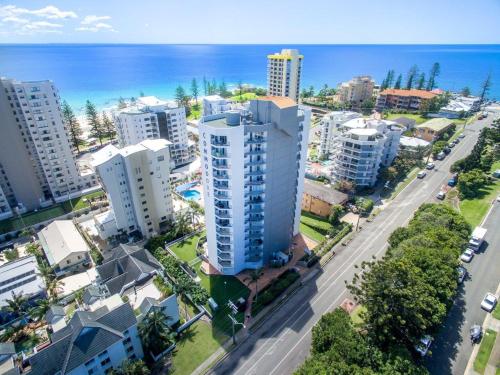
[417,171,427,179]
[436,152,446,160]
[497,195,500,202]
[460,249,474,263]
[457,265,467,283]
[480,293,498,312]
[443,147,451,155]
[470,324,482,344]
[454,138,460,144]
[448,173,459,187]
[448,142,455,148]
[415,336,433,356]
[426,162,435,170]
[459,133,465,139]
[436,191,446,200]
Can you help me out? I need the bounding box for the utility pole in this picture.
[227,300,245,345]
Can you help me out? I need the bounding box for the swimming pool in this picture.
[180,189,201,201]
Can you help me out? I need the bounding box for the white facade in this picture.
[0,185,13,220]
[199,97,310,275]
[318,111,361,158]
[92,139,173,239]
[0,78,98,212]
[114,96,194,168]
[0,256,45,307]
[267,49,303,102]
[337,76,375,106]
[202,95,233,116]
[332,118,402,187]
[439,95,481,119]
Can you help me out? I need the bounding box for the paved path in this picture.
[206,115,494,375]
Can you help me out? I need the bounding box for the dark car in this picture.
[443,147,452,155]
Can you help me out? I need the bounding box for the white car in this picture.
[460,249,474,263]
[417,171,427,179]
[459,134,465,139]
[426,163,435,170]
[481,293,498,312]
[497,195,500,202]
[415,335,433,356]
[436,191,446,200]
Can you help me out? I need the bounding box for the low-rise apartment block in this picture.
[337,76,375,107]
[301,180,348,218]
[267,49,303,102]
[318,111,361,158]
[331,118,402,187]
[92,139,173,239]
[414,118,455,142]
[114,96,195,168]
[376,89,438,111]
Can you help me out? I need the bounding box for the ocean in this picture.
[0,44,499,111]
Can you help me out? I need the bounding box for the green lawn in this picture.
[0,190,105,234]
[385,113,428,125]
[230,92,259,103]
[169,232,205,262]
[300,211,332,242]
[474,329,497,374]
[493,304,500,321]
[350,305,367,325]
[171,321,225,375]
[187,104,201,120]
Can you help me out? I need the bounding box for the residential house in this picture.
[45,305,66,332]
[301,180,348,217]
[0,342,19,375]
[438,95,481,119]
[414,118,455,142]
[392,116,417,130]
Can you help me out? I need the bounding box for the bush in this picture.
[252,270,300,311]
[355,198,374,216]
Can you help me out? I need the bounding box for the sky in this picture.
[0,0,499,44]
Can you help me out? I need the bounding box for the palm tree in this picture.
[138,309,175,355]
[245,268,264,301]
[29,299,51,321]
[117,359,150,375]
[37,261,55,283]
[25,242,42,258]
[173,211,191,238]
[174,280,190,320]
[5,291,28,315]
[46,278,65,301]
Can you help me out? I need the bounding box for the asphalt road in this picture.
[211,114,497,375]
[426,194,500,374]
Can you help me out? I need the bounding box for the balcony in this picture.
[245,137,265,144]
[213,162,230,170]
[245,159,265,167]
[246,179,264,186]
[216,236,231,244]
[211,149,229,158]
[214,190,229,199]
[215,209,231,219]
[245,149,265,157]
[216,226,231,235]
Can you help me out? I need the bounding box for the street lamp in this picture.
[227,300,246,345]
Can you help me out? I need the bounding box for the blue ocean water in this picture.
[0,44,499,111]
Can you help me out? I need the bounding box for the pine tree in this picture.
[479,73,491,103]
[416,73,426,90]
[85,100,104,145]
[62,100,84,152]
[175,86,186,107]
[203,76,208,96]
[426,62,441,91]
[101,112,116,140]
[190,78,199,104]
[218,80,228,97]
[405,65,419,90]
[381,69,395,90]
[210,78,217,95]
[394,74,402,89]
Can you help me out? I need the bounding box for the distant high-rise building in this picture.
[331,118,402,187]
[337,76,375,107]
[0,78,97,214]
[92,139,173,239]
[198,97,310,275]
[114,96,195,168]
[267,49,303,102]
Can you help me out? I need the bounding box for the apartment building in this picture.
[28,299,144,375]
[267,49,303,102]
[199,97,310,275]
[0,186,13,220]
[92,139,173,239]
[337,76,375,106]
[318,111,361,158]
[331,118,402,187]
[376,89,438,111]
[114,96,195,168]
[202,95,234,116]
[0,78,98,213]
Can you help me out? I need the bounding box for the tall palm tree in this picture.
[245,268,264,301]
[29,299,51,321]
[5,291,28,315]
[138,309,175,355]
[46,278,65,301]
[37,261,55,283]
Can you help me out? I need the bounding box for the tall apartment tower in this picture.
[267,49,303,102]
[114,96,195,168]
[337,76,375,107]
[0,78,95,214]
[92,139,174,239]
[199,97,310,275]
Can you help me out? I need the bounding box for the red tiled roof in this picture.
[379,89,438,100]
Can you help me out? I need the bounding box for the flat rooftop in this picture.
[416,118,454,132]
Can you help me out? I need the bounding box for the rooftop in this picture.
[303,180,348,205]
[416,118,454,132]
[400,136,430,148]
[257,96,297,108]
[91,139,171,167]
[380,89,438,100]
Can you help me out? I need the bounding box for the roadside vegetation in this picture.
[298,204,470,374]
[474,329,497,374]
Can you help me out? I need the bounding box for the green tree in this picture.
[25,242,42,258]
[138,308,175,355]
[118,97,127,109]
[218,80,229,97]
[191,78,199,104]
[29,299,51,321]
[457,169,488,199]
[203,76,208,95]
[381,70,395,90]
[426,62,441,91]
[62,101,84,152]
[328,204,344,225]
[85,100,104,145]
[479,73,492,103]
[393,74,402,89]
[238,81,244,101]
[245,268,264,301]
[115,359,150,375]
[5,291,28,315]
[461,86,471,97]
[432,140,447,157]
[101,111,116,140]
[405,65,419,90]
[416,73,426,90]
[174,278,191,320]
[46,278,65,301]
[175,86,187,107]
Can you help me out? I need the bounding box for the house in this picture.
[45,305,66,332]
[96,244,162,297]
[438,95,481,118]
[302,179,349,217]
[137,295,180,327]
[28,300,144,375]
[0,256,45,309]
[414,118,455,142]
[0,342,18,375]
[399,136,431,152]
[376,89,438,111]
[38,220,91,275]
[392,116,417,130]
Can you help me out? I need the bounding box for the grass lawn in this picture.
[385,113,428,125]
[169,232,205,262]
[389,167,420,200]
[230,92,259,103]
[493,304,500,321]
[300,211,332,242]
[350,305,367,325]
[170,321,225,375]
[187,104,201,120]
[474,329,497,374]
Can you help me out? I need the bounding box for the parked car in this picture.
[417,171,427,179]
[480,293,498,312]
[454,138,460,144]
[436,152,446,160]
[470,324,482,344]
[443,147,451,155]
[448,173,459,187]
[459,133,466,139]
[460,249,474,263]
[436,191,446,200]
[415,336,433,356]
[469,226,487,252]
[426,162,435,170]
[448,142,455,148]
[457,265,467,283]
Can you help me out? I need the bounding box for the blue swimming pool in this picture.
[180,189,201,201]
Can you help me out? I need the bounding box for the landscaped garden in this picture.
[169,231,205,262]
[299,211,332,242]
[474,329,497,374]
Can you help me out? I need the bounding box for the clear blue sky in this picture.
[1,0,499,44]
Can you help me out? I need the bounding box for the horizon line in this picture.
[1,42,500,46]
